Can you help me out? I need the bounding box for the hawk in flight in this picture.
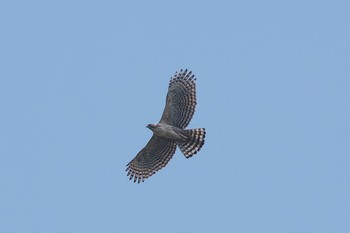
[126,69,206,183]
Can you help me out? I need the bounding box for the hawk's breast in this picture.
[153,123,187,141]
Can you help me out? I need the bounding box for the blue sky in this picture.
[1,1,349,232]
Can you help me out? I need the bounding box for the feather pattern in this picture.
[160,69,197,129]
[126,135,177,183]
[177,128,206,158]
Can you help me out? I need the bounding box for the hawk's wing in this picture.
[159,69,197,129]
[126,135,177,183]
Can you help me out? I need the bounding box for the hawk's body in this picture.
[147,123,188,141]
[126,69,206,183]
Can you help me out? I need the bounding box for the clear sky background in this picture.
[1,1,349,232]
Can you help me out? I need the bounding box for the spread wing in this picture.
[159,69,197,129]
[126,135,177,183]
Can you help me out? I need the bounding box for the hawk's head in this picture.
[146,124,157,130]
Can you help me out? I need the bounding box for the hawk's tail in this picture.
[177,128,206,158]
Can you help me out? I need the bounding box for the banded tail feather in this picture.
[177,128,206,158]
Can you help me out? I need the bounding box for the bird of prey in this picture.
[126,69,206,183]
